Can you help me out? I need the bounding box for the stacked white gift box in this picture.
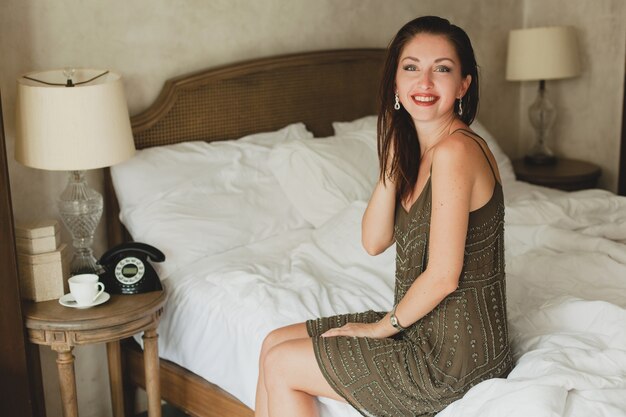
[16,219,70,302]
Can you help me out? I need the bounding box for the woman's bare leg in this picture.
[264,338,346,417]
[255,323,309,417]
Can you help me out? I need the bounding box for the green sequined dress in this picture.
[306,134,513,417]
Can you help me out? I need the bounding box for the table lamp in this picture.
[506,26,581,165]
[15,69,135,275]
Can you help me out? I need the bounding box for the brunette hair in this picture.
[378,16,479,202]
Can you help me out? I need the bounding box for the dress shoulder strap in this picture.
[450,128,498,182]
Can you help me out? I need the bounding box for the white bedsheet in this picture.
[139,182,626,417]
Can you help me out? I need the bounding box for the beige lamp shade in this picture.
[15,69,135,171]
[506,26,582,81]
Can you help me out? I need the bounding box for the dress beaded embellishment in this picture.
[307,134,513,417]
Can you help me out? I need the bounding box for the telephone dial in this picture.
[98,242,165,294]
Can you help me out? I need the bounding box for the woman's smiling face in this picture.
[395,33,471,123]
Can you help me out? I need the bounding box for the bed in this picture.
[104,49,626,417]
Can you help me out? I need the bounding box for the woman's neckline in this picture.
[400,176,431,214]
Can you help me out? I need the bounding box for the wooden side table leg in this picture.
[27,343,48,417]
[142,328,161,417]
[106,340,125,417]
[53,347,78,417]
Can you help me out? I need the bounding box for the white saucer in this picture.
[59,292,111,309]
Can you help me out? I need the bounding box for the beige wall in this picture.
[0,1,622,416]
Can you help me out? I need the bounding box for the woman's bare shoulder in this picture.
[436,128,501,183]
[433,130,480,166]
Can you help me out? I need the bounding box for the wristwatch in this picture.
[390,304,407,331]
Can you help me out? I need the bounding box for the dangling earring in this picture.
[457,98,463,116]
[394,92,401,110]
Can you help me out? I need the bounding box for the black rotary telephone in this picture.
[98,242,165,295]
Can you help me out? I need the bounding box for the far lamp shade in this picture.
[15,69,136,275]
[506,26,582,165]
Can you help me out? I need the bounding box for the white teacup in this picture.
[68,274,105,306]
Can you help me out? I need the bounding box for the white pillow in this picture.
[113,123,312,209]
[333,115,515,185]
[267,130,378,228]
[470,120,516,184]
[332,115,378,135]
[110,123,313,279]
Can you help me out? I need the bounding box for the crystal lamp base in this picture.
[524,153,557,166]
[58,170,104,275]
[525,80,558,166]
[524,141,557,166]
[70,248,102,275]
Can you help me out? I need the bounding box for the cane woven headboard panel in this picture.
[105,49,386,245]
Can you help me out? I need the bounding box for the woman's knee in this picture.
[263,338,331,398]
[263,343,280,389]
[260,323,307,361]
[260,328,284,363]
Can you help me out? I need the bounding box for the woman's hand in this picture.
[321,317,397,339]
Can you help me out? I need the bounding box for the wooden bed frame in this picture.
[103,49,386,417]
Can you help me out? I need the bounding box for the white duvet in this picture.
[138,181,626,417]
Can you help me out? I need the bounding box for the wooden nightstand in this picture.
[23,290,166,417]
[512,158,602,191]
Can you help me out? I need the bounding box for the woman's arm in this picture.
[361,177,397,255]
[324,136,480,340]
[361,139,397,255]
[392,137,474,328]
[325,141,471,339]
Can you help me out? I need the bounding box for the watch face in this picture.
[114,256,145,285]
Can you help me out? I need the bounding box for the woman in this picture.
[255,16,512,417]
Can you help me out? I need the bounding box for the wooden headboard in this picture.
[104,48,386,246]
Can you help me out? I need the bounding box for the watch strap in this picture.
[390,304,407,331]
